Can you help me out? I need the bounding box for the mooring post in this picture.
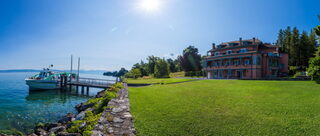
[81,86,84,94]
[86,87,89,95]
[64,76,67,88]
[60,76,63,89]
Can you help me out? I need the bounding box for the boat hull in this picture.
[26,79,59,90]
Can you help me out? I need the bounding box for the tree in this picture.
[116,68,128,77]
[103,68,128,81]
[307,22,320,83]
[283,26,292,53]
[146,56,160,75]
[276,26,318,71]
[290,27,300,66]
[178,46,202,72]
[125,68,142,79]
[307,56,320,82]
[299,31,310,68]
[132,61,148,76]
[154,59,170,78]
[167,58,177,73]
[276,29,285,52]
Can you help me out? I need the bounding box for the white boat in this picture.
[25,66,75,90]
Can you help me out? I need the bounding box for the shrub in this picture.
[307,56,320,83]
[184,71,205,77]
[0,129,23,136]
[289,66,299,76]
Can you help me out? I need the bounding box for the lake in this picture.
[0,72,114,133]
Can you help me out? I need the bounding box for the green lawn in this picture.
[129,80,320,136]
[126,78,195,84]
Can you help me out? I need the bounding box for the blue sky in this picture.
[0,0,319,70]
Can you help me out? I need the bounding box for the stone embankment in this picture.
[0,83,135,136]
[92,83,136,136]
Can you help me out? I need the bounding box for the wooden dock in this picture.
[59,75,116,92]
[68,77,116,89]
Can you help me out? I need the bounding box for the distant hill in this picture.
[0,69,41,73]
[0,69,107,75]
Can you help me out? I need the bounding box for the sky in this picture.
[0,0,319,71]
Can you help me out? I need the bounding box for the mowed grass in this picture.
[129,80,320,136]
[126,78,195,84]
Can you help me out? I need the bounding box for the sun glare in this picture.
[138,0,161,12]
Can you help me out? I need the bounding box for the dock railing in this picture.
[66,77,116,89]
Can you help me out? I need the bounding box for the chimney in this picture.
[253,37,256,44]
[212,43,216,49]
[239,37,242,46]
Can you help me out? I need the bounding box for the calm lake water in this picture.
[0,72,114,133]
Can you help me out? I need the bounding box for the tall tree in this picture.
[146,56,160,75]
[290,27,300,66]
[283,26,292,53]
[276,29,285,52]
[307,19,320,83]
[309,30,318,57]
[178,46,202,72]
[154,59,170,78]
[299,31,310,68]
[166,58,177,73]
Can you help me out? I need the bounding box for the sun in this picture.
[138,0,161,12]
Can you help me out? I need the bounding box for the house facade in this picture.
[203,38,288,79]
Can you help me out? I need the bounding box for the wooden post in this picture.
[60,75,63,89]
[77,57,80,82]
[76,86,79,92]
[64,76,67,88]
[70,55,73,82]
[86,87,89,95]
[81,86,84,94]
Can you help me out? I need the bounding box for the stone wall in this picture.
[92,83,136,136]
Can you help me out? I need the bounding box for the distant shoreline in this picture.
[0,69,109,74]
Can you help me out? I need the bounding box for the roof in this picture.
[220,39,262,46]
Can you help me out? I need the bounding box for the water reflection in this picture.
[26,88,92,103]
[0,72,106,134]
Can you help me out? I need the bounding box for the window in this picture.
[225,61,229,66]
[244,60,251,65]
[214,52,220,56]
[234,60,240,65]
[239,48,248,53]
[227,50,232,54]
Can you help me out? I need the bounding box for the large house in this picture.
[203,38,288,79]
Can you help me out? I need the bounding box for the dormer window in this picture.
[239,48,248,53]
[227,50,232,54]
[214,52,220,56]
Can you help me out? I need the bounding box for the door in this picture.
[237,71,242,79]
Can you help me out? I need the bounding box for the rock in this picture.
[58,113,76,124]
[95,90,105,98]
[49,126,66,133]
[123,112,132,119]
[35,128,47,136]
[75,111,86,120]
[27,133,38,136]
[113,117,124,123]
[57,132,81,136]
[112,107,123,113]
[45,123,60,131]
[91,131,104,136]
[79,122,87,129]
[75,103,94,112]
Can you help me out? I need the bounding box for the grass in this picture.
[129,80,320,136]
[126,78,195,84]
[169,71,185,78]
